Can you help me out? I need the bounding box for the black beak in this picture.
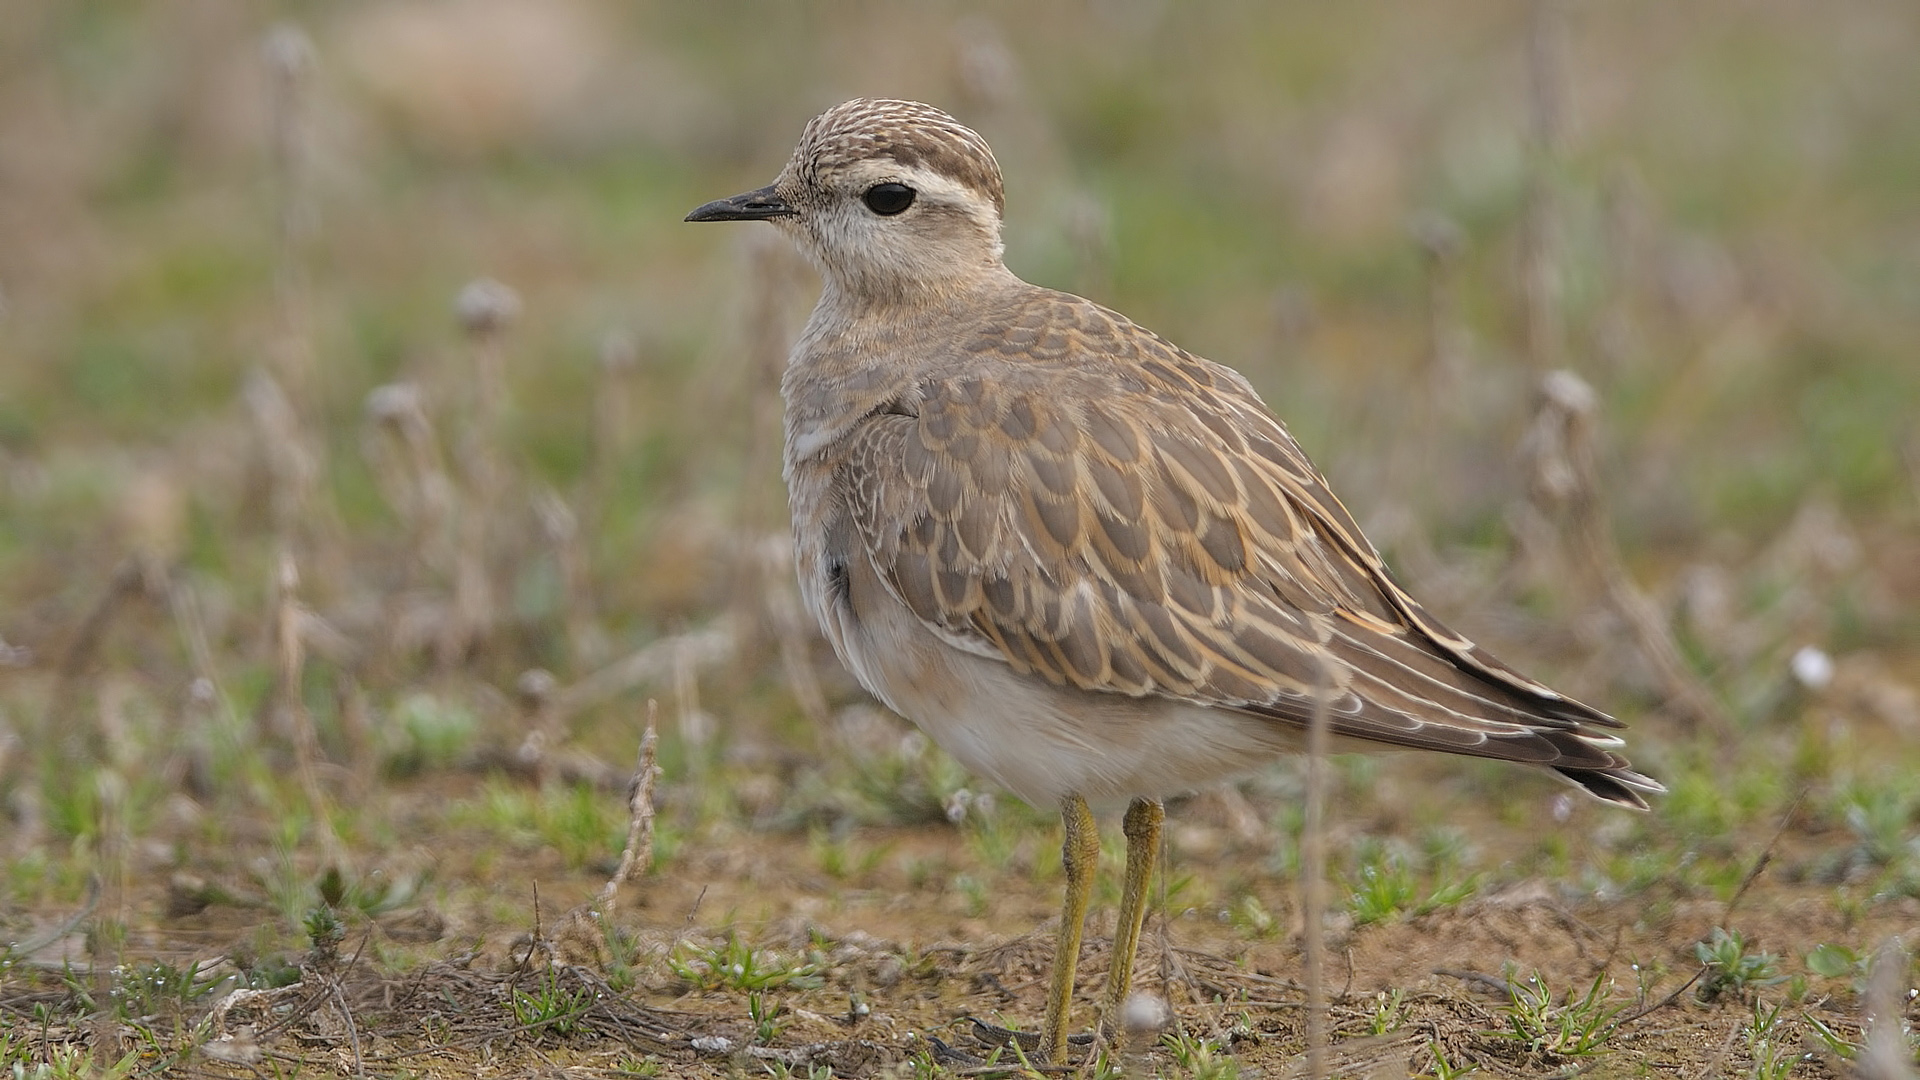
[685,184,794,223]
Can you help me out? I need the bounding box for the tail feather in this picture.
[1555,763,1666,810]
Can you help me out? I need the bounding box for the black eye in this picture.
[863,183,916,216]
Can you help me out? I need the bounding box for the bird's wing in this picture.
[841,291,1658,805]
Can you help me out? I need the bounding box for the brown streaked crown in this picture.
[790,98,1005,217]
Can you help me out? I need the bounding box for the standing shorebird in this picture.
[687,98,1661,1063]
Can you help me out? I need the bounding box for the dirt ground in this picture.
[7,747,1918,1078]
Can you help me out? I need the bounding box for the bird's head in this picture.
[687,98,1009,305]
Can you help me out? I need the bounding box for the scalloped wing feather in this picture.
[840,290,1659,807]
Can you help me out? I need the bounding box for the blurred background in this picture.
[2,0,1918,981]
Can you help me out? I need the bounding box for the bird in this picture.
[686,97,1662,1064]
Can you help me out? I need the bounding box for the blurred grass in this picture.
[1,5,1918,1071]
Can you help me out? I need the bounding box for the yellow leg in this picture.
[1099,797,1164,1043]
[1040,794,1099,1064]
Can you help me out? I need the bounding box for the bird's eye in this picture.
[863,183,916,216]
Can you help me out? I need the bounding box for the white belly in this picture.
[825,566,1300,806]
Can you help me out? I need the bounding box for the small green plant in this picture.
[1806,942,1870,991]
[0,1041,140,1080]
[1348,855,1419,925]
[962,803,1027,872]
[669,932,822,992]
[303,904,345,960]
[384,692,479,775]
[1803,1014,1861,1062]
[603,925,646,993]
[508,969,594,1037]
[809,826,889,881]
[748,990,784,1045]
[106,959,221,1019]
[458,778,623,871]
[1839,783,1918,866]
[1744,998,1797,1080]
[1367,987,1406,1035]
[1421,1039,1478,1079]
[1344,846,1478,926]
[1805,1002,1919,1065]
[954,874,990,918]
[1490,970,1626,1059]
[809,826,851,880]
[842,732,975,825]
[1160,1030,1240,1080]
[1695,928,1785,1002]
[315,862,427,916]
[1227,892,1277,938]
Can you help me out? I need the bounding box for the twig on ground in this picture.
[597,704,661,917]
[1604,965,1708,1035]
[1434,968,1517,998]
[1720,790,1803,928]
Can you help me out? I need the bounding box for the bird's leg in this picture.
[1098,796,1164,1045]
[1040,793,1100,1064]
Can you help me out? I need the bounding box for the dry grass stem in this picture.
[551,624,734,729]
[244,369,324,558]
[89,770,129,1056]
[447,278,523,666]
[757,534,830,725]
[730,235,810,646]
[364,382,458,581]
[536,487,608,667]
[592,330,639,504]
[596,702,661,916]
[1522,0,1569,373]
[264,23,317,400]
[1596,168,1651,373]
[273,551,342,863]
[1300,658,1334,1080]
[1521,370,1735,737]
[513,667,562,785]
[46,559,144,732]
[333,672,376,796]
[1413,211,1468,399]
[0,717,16,794]
[673,633,711,766]
[166,574,251,795]
[1858,938,1918,1080]
[1902,431,1920,511]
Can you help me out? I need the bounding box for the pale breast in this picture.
[816,535,1301,806]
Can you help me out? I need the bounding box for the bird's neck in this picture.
[814,260,1021,324]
